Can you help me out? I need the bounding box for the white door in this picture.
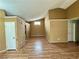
[5,22,16,50]
[68,21,75,42]
[73,23,76,42]
[68,21,73,41]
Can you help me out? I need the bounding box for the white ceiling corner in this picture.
[60,0,77,9]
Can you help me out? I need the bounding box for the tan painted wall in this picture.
[25,23,30,39]
[30,19,45,37]
[45,15,51,42]
[45,16,68,43]
[50,20,68,43]
[66,0,79,18]
[0,10,5,17]
[0,18,6,51]
[16,17,26,49]
[45,8,68,43]
[49,8,67,19]
[0,10,6,51]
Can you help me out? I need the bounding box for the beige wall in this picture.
[0,10,6,51]
[50,20,68,43]
[45,17,68,43]
[0,10,6,17]
[45,15,51,42]
[66,0,79,18]
[25,23,30,39]
[30,19,45,37]
[45,9,68,43]
[0,18,6,51]
[46,8,68,43]
[49,8,67,19]
[16,17,26,50]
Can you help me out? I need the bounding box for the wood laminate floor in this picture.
[0,37,79,59]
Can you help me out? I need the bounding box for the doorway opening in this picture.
[68,20,79,45]
[30,19,45,38]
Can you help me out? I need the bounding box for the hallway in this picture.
[0,37,79,59]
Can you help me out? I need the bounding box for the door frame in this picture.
[5,22,16,50]
[68,20,76,42]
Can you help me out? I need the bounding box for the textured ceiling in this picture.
[0,0,77,21]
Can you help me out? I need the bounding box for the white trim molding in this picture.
[31,35,45,37]
[0,49,7,54]
[50,19,69,21]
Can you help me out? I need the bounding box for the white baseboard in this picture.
[0,49,7,54]
[47,40,68,43]
[31,35,45,37]
[49,41,68,43]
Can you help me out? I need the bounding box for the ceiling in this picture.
[0,0,77,21]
